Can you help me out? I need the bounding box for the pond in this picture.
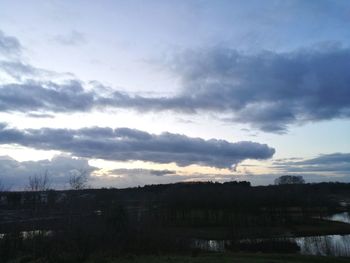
[192,239,227,252]
[327,212,350,224]
[192,234,350,256]
[0,230,53,240]
[295,234,350,256]
[191,212,350,256]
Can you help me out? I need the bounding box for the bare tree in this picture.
[27,170,51,191]
[69,169,89,190]
[26,171,51,210]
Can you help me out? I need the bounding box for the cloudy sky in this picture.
[0,0,349,190]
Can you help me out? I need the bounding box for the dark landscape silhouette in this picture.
[1,178,350,262]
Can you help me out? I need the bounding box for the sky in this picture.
[0,0,350,190]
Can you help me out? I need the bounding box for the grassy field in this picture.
[83,253,350,263]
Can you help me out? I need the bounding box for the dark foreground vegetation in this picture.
[1,181,350,262]
[3,253,350,263]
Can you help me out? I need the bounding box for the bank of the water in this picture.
[159,219,350,241]
[327,212,350,224]
[88,253,350,263]
[7,253,350,263]
[193,234,350,256]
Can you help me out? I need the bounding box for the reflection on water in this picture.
[0,230,53,240]
[295,235,350,256]
[191,239,228,252]
[190,213,350,255]
[192,235,350,256]
[327,212,350,224]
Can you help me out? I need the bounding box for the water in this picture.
[191,239,228,252]
[0,230,53,240]
[192,212,350,256]
[327,212,350,224]
[192,235,350,256]
[295,235,350,256]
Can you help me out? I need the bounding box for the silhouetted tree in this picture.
[69,169,89,190]
[27,170,51,191]
[274,175,305,185]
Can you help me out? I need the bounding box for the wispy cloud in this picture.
[107,168,177,177]
[52,30,86,46]
[0,30,22,58]
[274,153,350,174]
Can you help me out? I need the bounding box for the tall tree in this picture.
[27,170,51,191]
[274,175,305,185]
[69,169,89,190]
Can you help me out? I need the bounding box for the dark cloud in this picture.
[163,46,350,132]
[273,153,350,174]
[2,30,350,132]
[0,123,275,169]
[0,154,96,190]
[0,80,95,112]
[84,45,350,132]
[108,168,176,177]
[150,169,176,176]
[291,153,350,166]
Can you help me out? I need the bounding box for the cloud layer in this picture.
[0,154,95,190]
[1,30,350,132]
[0,123,275,169]
[1,47,350,132]
[274,153,350,174]
[165,45,350,132]
[110,168,176,177]
[0,80,95,112]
